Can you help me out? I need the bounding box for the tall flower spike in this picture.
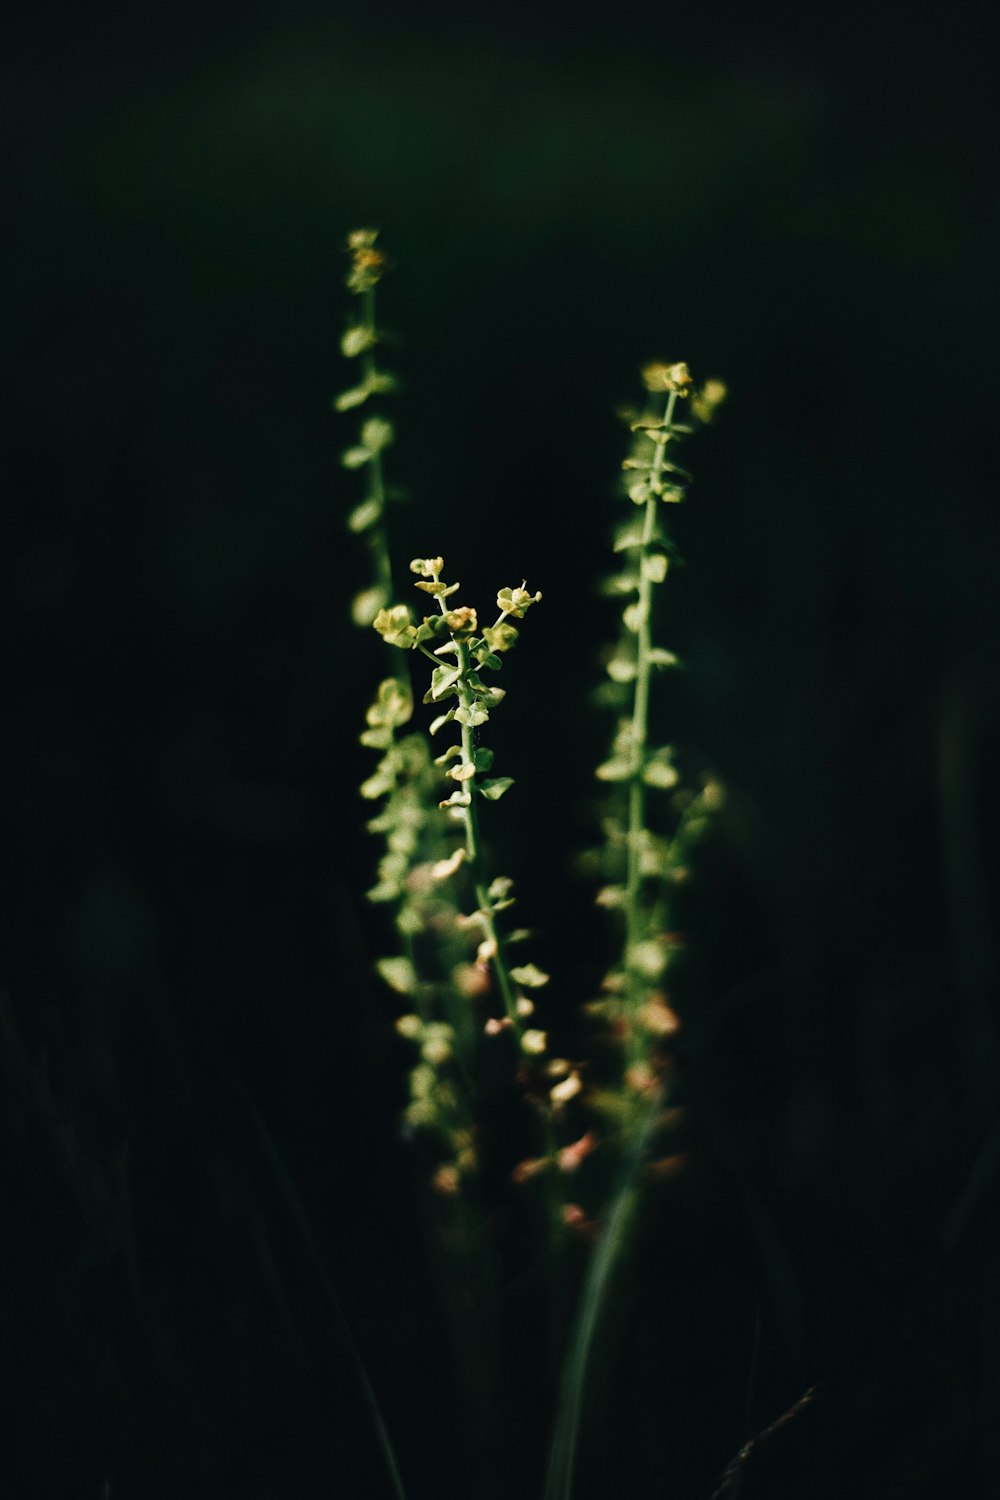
[339,237,480,1192]
[335,227,401,627]
[376,557,548,1051]
[542,369,726,1500]
[590,365,727,1105]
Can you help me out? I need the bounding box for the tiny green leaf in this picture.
[347,498,382,534]
[606,654,638,683]
[351,586,388,627]
[479,777,514,801]
[455,703,489,727]
[430,847,465,880]
[474,747,494,772]
[595,885,626,909]
[372,676,412,728]
[482,622,519,653]
[423,683,456,705]
[414,616,449,647]
[628,941,668,979]
[613,520,645,552]
[341,325,375,358]
[361,417,394,451]
[366,881,397,904]
[601,571,638,598]
[340,445,370,469]
[360,766,394,800]
[373,605,417,649]
[333,387,369,412]
[368,372,399,395]
[595,758,634,782]
[415,579,458,597]
[376,956,417,994]
[429,709,456,735]
[509,963,550,988]
[439,789,472,809]
[430,663,462,699]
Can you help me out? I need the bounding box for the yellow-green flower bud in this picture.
[373,604,417,649]
[691,378,727,423]
[641,361,692,394]
[443,606,477,634]
[497,583,542,618]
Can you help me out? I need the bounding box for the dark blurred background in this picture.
[3,5,998,1497]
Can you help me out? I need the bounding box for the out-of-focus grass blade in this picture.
[543,1095,661,1500]
[217,1046,408,1500]
[942,1117,1000,1252]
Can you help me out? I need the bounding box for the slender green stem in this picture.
[456,648,522,1034]
[429,584,523,1035]
[360,286,377,385]
[360,285,394,610]
[623,390,677,1063]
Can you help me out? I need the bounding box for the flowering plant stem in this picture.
[624,389,678,1071]
[360,286,394,613]
[425,588,523,1035]
[341,229,730,1499]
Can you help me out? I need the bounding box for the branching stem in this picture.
[456,649,522,1033]
[428,584,524,1036]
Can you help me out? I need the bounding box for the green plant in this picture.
[336,228,726,1498]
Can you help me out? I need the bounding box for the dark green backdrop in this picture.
[3,7,997,1497]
